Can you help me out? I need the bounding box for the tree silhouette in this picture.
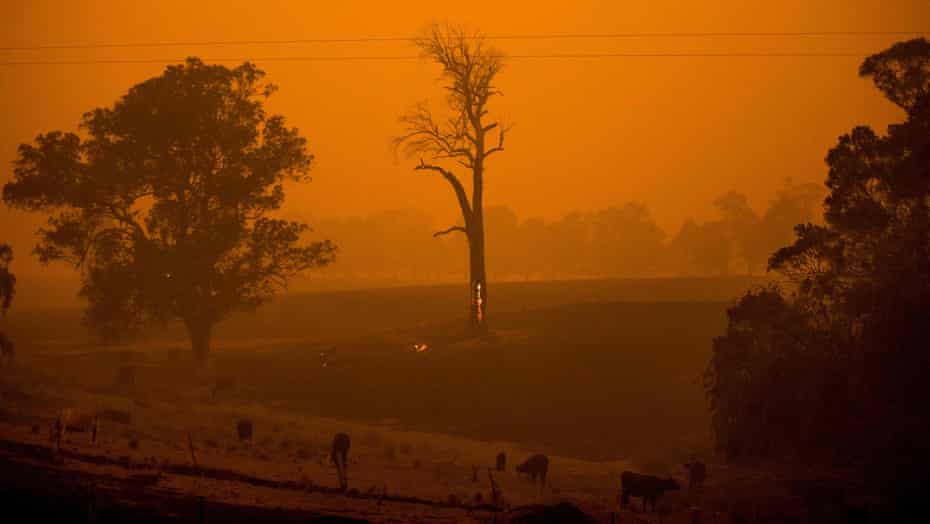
[706,39,930,507]
[0,244,14,315]
[0,243,16,363]
[666,219,732,276]
[591,204,666,277]
[3,58,335,363]
[714,192,761,274]
[394,24,509,333]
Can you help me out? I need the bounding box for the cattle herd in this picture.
[319,432,704,513]
[44,408,706,514]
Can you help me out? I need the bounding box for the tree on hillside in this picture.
[713,185,822,275]
[547,212,591,278]
[0,243,15,362]
[3,58,335,364]
[591,203,666,278]
[757,179,822,263]
[0,244,14,315]
[667,219,732,276]
[714,192,762,274]
[705,39,930,512]
[394,24,509,333]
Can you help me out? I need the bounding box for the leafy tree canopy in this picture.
[3,58,335,360]
[707,38,929,471]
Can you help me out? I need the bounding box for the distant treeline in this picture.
[291,180,822,286]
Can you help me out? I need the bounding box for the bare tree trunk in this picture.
[394,25,506,335]
[469,227,488,334]
[184,318,213,366]
[469,155,488,334]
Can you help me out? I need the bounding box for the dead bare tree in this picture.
[394,24,509,333]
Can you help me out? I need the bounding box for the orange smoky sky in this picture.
[1,1,927,278]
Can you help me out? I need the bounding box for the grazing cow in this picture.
[331,432,351,491]
[516,453,549,487]
[621,471,681,512]
[683,461,707,494]
[496,451,507,472]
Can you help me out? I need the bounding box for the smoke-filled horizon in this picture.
[2,1,926,286]
[6,180,820,312]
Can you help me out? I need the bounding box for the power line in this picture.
[0,52,874,67]
[0,30,927,51]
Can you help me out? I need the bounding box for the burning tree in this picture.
[394,24,509,334]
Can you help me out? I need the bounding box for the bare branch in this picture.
[484,122,511,158]
[396,24,510,236]
[433,225,468,237]
[393,102,475,166]
[415,159,472,224]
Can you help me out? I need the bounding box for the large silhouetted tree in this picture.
[394,24,508,333]
[706,39,930,515]
[3,58,335,364]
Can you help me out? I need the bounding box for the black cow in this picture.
[331,432,351,491]
[516,453,549,487]
[620,471,681,512]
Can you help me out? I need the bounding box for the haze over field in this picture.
[1,3,929,523]
[2,1,925,292]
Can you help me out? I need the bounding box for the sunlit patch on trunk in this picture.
[474,281,484,324]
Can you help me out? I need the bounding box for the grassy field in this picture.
[4,277,760,461]
[5,275,765,346]
[3,276,858,522]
